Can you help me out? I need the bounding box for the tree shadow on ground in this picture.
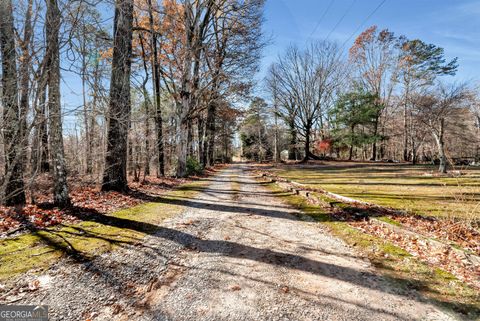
[122,190,304,221]
[31,198,480,319]
[22,164,479,320]
[161,263,423,321]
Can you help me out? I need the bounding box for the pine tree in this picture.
[330,91,383,160]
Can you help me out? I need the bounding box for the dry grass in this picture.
[270,161,480,223]
[0,180,209,282]
[263,180,480,319]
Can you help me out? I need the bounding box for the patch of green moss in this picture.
[376,216,403,227]
[264,180,480,319]
[0,235,62,279]
[0,180,208,282]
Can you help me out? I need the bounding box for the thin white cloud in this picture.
[456,0,480,15]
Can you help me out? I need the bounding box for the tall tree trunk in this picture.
[82,48,92,174]
[197,115,204,164]
[136,27,151,178]
[147,0,164,177]
[128,138,133,176]
[154,107,164,177]
[187,119,193,158]
[403,102,409,162]
[288,119,297,160]
[81,26,92,175]
[205,101,216,167]
[19,0,33,174]
[371,116,379,161]
[0,0,26,205]
[434,119,447,174]
[46,0,70,206]
[32,48,53,174]
[143,89,151,177]
[133,142,141,182]
[177,114,189,177]
[257,111,263,161]
[102,0,134,192]
[31,83,50,174]
[177,95,193,177]
[402,84,409,162]
[89,47,100,176]
[223,123,228,163]
[39,85,50,173]
[273,97,279,163]
[176,0,212,176]
[302,126,311,162]
[412,140,417,165]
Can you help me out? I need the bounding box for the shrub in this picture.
[186,156,203,176]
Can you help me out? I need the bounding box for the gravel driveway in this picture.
[7,164,457,321]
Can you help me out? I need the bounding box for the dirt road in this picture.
[13,165,457,320]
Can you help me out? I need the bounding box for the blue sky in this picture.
[62,0,480,131]
[260,0,480,81]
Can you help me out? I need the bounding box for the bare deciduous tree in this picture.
[102,0,134,191]
[414,83,469,173]
[0,0,26,205]
[271,41,344,161]
[350,26,399,160]
[46,0,70,206]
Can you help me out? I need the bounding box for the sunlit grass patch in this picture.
[271,162,480,221]
[265,180,480,319]
[0,180,208,282]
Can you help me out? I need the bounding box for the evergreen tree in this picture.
[330,91,383,160]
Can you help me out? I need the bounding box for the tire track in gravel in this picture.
[11,164,459,320]
[118,164,457,321]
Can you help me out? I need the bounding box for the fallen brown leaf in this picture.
[230,285,241,291]
[28,280,40,291]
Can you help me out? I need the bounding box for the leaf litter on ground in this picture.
[0,174,186,238]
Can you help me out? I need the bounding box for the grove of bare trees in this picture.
[1,0,479,208]
[264,26,477,173]
[0,0,265,206]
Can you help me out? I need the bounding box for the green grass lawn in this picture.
[271,162,480,221]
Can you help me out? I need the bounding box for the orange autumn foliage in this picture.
[130,0,185,73]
